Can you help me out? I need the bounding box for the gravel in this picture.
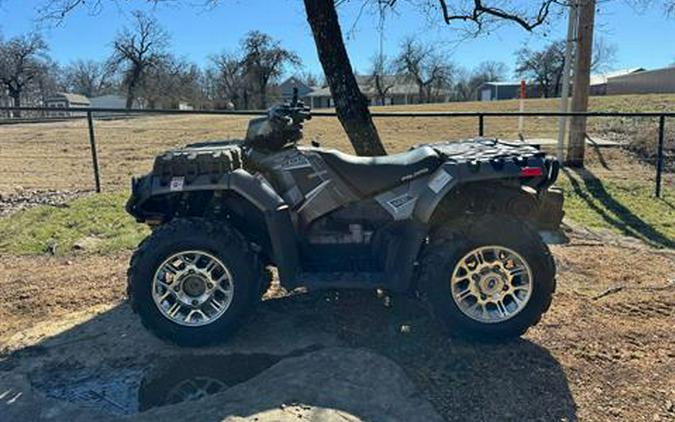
[0,188,92,217]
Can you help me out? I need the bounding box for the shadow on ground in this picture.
[0,291,577,421]
[563,167,674,248]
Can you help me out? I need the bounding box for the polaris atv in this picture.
[126,95,563,346]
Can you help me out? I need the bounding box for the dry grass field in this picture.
[1,93,673,193]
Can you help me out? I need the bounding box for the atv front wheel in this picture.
[419,215,556,340]
[127,218,262,346]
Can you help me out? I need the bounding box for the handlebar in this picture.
[244,88,313,151]
[269,87,312,129]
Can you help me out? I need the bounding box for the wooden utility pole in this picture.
[557,1,578,163]
[566,0,596,167]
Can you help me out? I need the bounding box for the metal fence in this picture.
[0,106,672,197]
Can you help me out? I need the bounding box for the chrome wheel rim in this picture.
[152,250,234,327]
[450,245,533,324]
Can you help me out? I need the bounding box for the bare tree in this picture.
[515,36,615,99]
[454,60,507,101]
[63,59,113,97]
[108,10,169,109]
[240,31,300,109]
[668,0,675,14]
[368,53,397,106]
[475,60,508,82]
[141,56,202,109]
[395,38,454,103]
[436,0,561,32]
[297,71,323,87]
[34,57,63,101]
[208,52,249,109]
[0,33,49,115]
[515,40,566,98]
[591,37,617,73]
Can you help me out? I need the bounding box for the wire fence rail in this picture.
[0,106,672,197]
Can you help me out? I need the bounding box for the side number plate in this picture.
[428,170,452,193]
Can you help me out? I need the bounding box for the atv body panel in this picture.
[127,135,562,293]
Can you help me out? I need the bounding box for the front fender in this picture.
[126,169,300,285]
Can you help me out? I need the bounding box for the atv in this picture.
[126,94,563,346]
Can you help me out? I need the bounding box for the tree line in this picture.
[0,8,614,113]
[0,12,303,111]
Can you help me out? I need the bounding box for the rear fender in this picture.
[413,156,550,224]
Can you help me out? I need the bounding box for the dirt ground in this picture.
[0,225,673,421]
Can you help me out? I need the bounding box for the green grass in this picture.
[557,169,674,248]
[0,191,149,255]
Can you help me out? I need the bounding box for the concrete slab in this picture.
[511,136,623,148]
[585,135,624,147]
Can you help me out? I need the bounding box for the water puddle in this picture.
[30,353,284,416]
[138,353,281,412]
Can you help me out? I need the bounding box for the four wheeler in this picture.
[126,94,563,346]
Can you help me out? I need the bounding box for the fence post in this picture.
[86,111,102,193]
[478,114,484,137]
[655,115,665,198]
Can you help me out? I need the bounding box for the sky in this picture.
[1,0,674,80]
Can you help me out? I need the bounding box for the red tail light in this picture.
[520,167,543,177]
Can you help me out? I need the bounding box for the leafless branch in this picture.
[35,0,176,23]
[437,0,562,32]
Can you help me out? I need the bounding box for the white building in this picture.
[44,93,90,116]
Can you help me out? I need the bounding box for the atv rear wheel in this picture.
[128,218,262,346]
[419,215,555,340]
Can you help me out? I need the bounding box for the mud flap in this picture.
[265,205,300,285]
[381,221,428,292]
[536,187,565,230]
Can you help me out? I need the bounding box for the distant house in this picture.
[478,81,533,101]
[304,85,333,108]
[479,68,648,100]
[279,76,313,101]
[607,66,675,95]
[590,68,644,95]
[358,75,450,106]
[297,75,452,109]
[88,94,130,118]
[90,94,127,109]
[177,101,194,111]
[44,93,90,116]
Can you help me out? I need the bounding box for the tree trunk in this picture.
[567,0,596,167]
[10,91,21,118]
[126,81,136,109]
[554,68,564,97]
[126,67,142,109]
[303,0,386,156]
[260,86,267,109]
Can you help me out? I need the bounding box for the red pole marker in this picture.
[518,80,526,136]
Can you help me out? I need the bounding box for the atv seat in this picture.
[319,146,442,197]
